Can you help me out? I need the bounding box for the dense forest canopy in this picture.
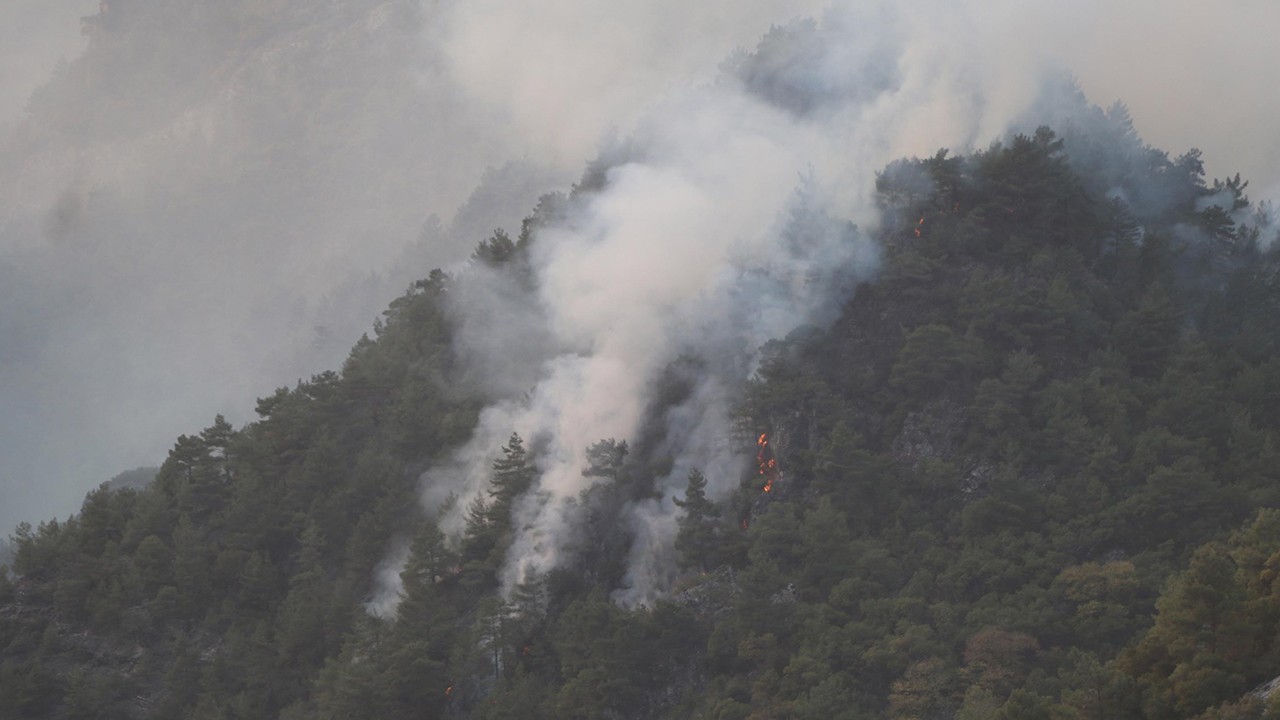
[6,10,1280,720]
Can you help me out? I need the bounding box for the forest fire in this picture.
[914,217,924,237]
[738,434,781,530]
[756,433,779,493]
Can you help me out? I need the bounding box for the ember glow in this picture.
[756,432,780,493]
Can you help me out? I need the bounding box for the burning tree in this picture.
[736,432,784,532]
[757,433,779,493]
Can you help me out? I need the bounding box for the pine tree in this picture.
[384,520,457,718]
[674,469,719,572]
[1117,282,1182,377]
[488,433,536,526]
[582,438,628,480]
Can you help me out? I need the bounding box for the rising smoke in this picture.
[398,1,1251,607]
[2,1,1277,595]
[0,0,561,532]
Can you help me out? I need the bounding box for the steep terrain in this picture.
[0,0,557,531]
[6,17,1280,720]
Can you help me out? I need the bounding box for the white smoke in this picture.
[408,0,1085,606]
[2,0,1274,605]
[615,373,744,606]
[413,0,1280,606]
[0,0,94,130]
[418,53,889,603]
[365,536,412,619]
[435,0,830,169]
[398,0,1245,606]
[0,0,566,531]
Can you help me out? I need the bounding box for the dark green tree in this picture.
[488,432,536,526]
[673,469,720,572]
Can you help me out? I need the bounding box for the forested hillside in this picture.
[6,26,1280,720]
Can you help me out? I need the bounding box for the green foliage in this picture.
[890,324,976,400]
[674,469,720,572]
[471,229,519,267]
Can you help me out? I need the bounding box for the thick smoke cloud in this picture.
[395,0,1280,608]
[434,0,829,168]
[0,0,561,532]
[406,10,991,603]
[0,1,93,130]
[0,0,834,535]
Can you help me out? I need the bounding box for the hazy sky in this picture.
[0,0,1276,536]
[1042,0,1280,199]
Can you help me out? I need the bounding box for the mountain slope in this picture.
[5,115,1280,719]
[5,21,1280,720]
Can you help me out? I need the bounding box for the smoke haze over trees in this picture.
[4,2,1280,719]
[1,0,1278,534]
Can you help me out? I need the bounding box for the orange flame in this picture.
[445,685,454,699]
[756,432,780,492]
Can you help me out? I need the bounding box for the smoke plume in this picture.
[352,0,1280,608]
[1,1,1276,583]
[414,3,1064,604]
